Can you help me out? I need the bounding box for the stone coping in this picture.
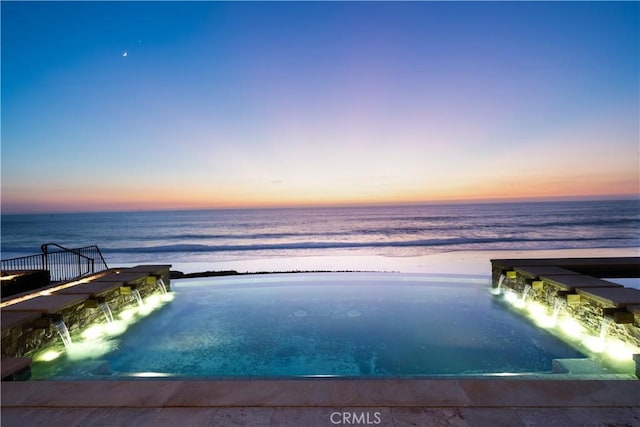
[627,304,640,314]
[2,379,639,408]
[92,272,149,284]
[513,266,579,277]
[0,357,31,380]
[125,265,172,274]
[1,294,88,314]
[55,281,124,297]
[0,312,41,331]
[492,257,640,279]
[492,257,640,267]
[538,274,622,291]
[576,287,640,307]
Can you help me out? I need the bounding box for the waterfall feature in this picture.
[599,317,612,342]
[132,289,144,307]
[53,321,72,348]
[520,285,532,305]
[493,274,506,295]
[551,298,566,325]
[99,302,115,323]
[157,278,168,295]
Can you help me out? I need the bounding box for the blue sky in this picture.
[2,1,639,213]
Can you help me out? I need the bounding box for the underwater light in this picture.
[104,320,127,336]
[582,336,605,353]
[512,299,526,309]
[37,350,61,362]
[558,317,586,338]
[527,302,546,317]
[119,308,138,321]
[503,290,519,305]
[130,372,173,377]
[305,374,340,378]
[66,340,116,361]
[81,324,105,341]
[606,341,638,361]
[138,305,153,315]
[491,372,522,377]
[145,294,162,307]
[527,302,555,328]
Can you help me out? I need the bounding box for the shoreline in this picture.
[170,269,372,280]
[150,247,640,278]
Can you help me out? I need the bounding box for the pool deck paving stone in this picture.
[513,266,579,277]
[0,357,31,380]
[125,264,173,274]
[54,281,125,297]
[492,257,640,280]
[2,379,639,426]
[1,294,89,314]
[575,287,640,307]
[628,304,640,314]
[91,272,150,284]
[536,275,622,291]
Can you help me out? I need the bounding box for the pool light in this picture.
[131,372,173,377]
[36,350,61,362]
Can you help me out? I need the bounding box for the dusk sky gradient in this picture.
[2,1,639,213]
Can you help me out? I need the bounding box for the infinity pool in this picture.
[32,273,586,378]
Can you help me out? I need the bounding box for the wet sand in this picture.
[164,247,639,276]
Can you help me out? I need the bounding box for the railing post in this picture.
[41,245,49,273]
[3,243,109,282]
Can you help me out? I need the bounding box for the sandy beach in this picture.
[163,247,639,277]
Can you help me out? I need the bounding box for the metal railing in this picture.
[1,243,109,282]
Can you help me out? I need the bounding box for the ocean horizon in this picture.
[2,199,638,275]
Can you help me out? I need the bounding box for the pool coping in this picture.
[2,378,639,407]
[2,379,639,426]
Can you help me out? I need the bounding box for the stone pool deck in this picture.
[2,379,639,426]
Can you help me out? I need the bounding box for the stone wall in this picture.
[1,267,171,359]
[492,265,640,355]
[1,270,50,299]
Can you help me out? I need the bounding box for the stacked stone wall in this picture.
[491,265,640,355]
[1,267,171,359]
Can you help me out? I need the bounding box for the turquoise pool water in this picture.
[33,273,586,378]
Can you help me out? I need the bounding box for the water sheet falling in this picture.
[520,285,532,305]
[490,274,506,295]
[551,297,566,325]
[53,320,72,348]
[99,302,115,323]
[157,278,168,295]
[599,317,612,342]
[132,289,144,307]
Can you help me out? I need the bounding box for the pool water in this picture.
[33,273,586,378]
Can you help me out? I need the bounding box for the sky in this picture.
[1,1,639,213]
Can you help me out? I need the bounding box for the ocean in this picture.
[1,200,639,274]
